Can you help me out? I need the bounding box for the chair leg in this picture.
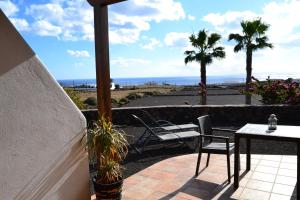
[238,153,241,171]
[195,150,202,176]
[227,151,231,183]
[206,153,210,167]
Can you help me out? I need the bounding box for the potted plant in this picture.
[86,116,128,200]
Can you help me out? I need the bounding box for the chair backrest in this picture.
[132,114,158,135]
[197,115,213,136]
[140,110,159,127]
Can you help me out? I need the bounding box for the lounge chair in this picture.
[139,110,198,132]
[195,115,238,183]
[132,114,200,153]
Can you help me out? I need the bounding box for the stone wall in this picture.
[82,105,300,127]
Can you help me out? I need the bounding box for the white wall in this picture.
[0,10,90,200]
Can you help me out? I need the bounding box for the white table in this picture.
[234,124,300,199]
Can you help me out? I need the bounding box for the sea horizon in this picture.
[57,75,300,87]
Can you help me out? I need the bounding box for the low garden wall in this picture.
[82,105,300,127]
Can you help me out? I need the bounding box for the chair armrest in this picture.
[200,134,229,142]
[212,128,237,133]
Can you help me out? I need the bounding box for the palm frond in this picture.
[184,54,196,65]
[228,33,244,43]
[233,43,244,52]
[212,46,226,58]
[207,33,221,48]
[197,29,207,48]
[189,34,199,48]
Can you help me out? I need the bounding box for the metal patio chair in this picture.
[132,114,200,154]
[195,115,238,183]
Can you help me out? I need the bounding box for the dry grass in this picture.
[79,86,175,101]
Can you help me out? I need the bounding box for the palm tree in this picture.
[228,18,273,104]
[184,29,225,105]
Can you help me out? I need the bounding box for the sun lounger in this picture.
[132,114,200,153]
[139,110,198,132]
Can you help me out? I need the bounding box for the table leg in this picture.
[297,142,300,199]
[234,135,240,189]
[246,138,251,170]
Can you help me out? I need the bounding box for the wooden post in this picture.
[88,0,126,120]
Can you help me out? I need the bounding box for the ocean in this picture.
[58,76,246,87]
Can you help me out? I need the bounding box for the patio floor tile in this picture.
[92,153,299,200]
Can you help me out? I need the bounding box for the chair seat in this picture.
[158,131,200,141]
[202,142,235,153]
[161,124,198,131]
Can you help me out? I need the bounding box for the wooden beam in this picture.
[92,4,112,120]
[88,0,127,120]
[87,0,126,6]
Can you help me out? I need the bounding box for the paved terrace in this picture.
[92,153,298,200]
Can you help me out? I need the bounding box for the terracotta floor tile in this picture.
[275,175,297,186]
[156,182,185,193]
[122,186,154,200]
[272,183,296,196]
[245,179,274,192]
[119,153,298,200]
[240,188,270,200]
[144,191,169,200]
[211,185,244,200]
[178,187,211,199]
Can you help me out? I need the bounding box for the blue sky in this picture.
[1,0,300,80]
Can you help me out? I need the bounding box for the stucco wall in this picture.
[0,10,90,199]
[83,105,300,127]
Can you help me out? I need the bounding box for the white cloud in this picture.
[0,0,30,32]
[203,11,257,33]
[142,38,160,50]
[201,0,300,78]
[164,32,190,48]
[111,57,151,67]
[0,0,18,17]
[10,18,29,31]
[187,14,195,21]
[32,20,62,37]
[203,0,300,45]
[23,0,185,44]
[67,50,90,58]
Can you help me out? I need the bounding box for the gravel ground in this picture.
[124,95,261,107]
[122,88,262,107]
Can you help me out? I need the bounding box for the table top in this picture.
[236,123,300,140]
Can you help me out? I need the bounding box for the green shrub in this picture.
[84,97,97,106]
[64,88,86,109]
[143,91,161,96]
[126,92,142,100]
[118,98,129,105]
[111,98,118,105]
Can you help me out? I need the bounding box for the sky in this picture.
[1,0,300,80]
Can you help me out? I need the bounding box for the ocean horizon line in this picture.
[57,75,300,87]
